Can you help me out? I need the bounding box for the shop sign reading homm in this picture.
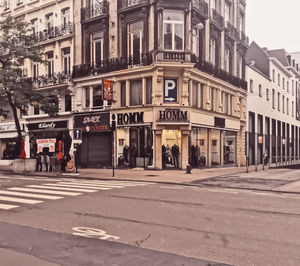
[159,109,188,121]
[117,112,144,125]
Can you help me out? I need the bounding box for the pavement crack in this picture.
[134,234,151,247]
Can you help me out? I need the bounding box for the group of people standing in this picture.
[162,144,180,168]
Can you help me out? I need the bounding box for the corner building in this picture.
[72,0,249,169]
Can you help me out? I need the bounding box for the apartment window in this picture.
[45,13,53,31]
[272,70,275,82]
[130,80,142,106]
[249,79,253,93]
[223,92,229,114]
[210,87,215,111]
[209,38,216,66]
[259,84,262,97]
[224,47,230,73]
[31,19,38,36]
[292,101,295,117]
[266,88,269,101]
[239,13,244,37]
[93,86,103,107]
[282,95,285,113]
[85,87,90,108]
[199,84,204,109]
[120,81,126,107]
[146,77,152,105]
[62,8,70,28]
[90,32,104,66]
[287,98,289,115]
[292,80,294,95]
[33,102,39,115]
[224,1,231,26]
[46,51,54,78]
[238,55,243,79]
[287,81,289,93]
[192,27,200,57]
[65,95,72,112]
[33,62,39,80]
[3,0,10,10]
[192,81,198,107]
[278,74,280,86]
[62,47,71,74]
[272,89,275,109]
[163,10,184,51]
[128,21,143,63]
[283,78,285,89]
[277,92,280,111]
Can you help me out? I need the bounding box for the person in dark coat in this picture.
[172,144,180,168]
[74,144,81,173]
[162,145,166,168]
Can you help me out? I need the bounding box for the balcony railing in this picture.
[33,72,72,88]
[118,0,149,9]
[163,51,186,61]
[240,31,249,46]
[191,0,209,18]
[225,21,239,40]
[211,9,224,29]
[192,55,247,90]
[73,52,153,79]
[81,1,109,21]
[33,23,73,42]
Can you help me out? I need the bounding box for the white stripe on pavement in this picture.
[82,181,153,186]
[0,190,63,200]
[58,182,124,188]
[27,185,97,193]
[8,188,81,196]
[0,203,19,210]
[0,196,43,204]
[44,183,112,190]
[68,181,140,187]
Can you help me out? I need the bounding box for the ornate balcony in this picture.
[192,55,247,90]
[191,0,209,19]
[210,9,224,29]
[118,0,149,10]
[240,31,249,46]
[33,72,72,88]
[33,23,73,43]
[225,21,239,41]
[73,52,153,79]
[81,1,109,22]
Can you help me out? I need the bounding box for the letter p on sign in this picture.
[164,78,177,102]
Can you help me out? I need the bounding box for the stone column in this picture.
[156,7,164,60]
[205,20,210,62]
[89,86,93,109]
[181,130,190,169]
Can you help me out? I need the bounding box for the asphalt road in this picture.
[0,170,299,265]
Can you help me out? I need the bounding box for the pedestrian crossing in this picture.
[0,179,154,210]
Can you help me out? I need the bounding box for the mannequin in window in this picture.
[172,144,180,168]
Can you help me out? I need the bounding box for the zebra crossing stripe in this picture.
[76,181,147,187]
[8,188,81,196]
[58,182,124,188]
[44,183,112,190]
[0,190,63,200]
[0,203,19,210]
[0,196,43,204]
[78,180,152,186]
[27,185,97,193]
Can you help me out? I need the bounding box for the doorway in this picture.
[162,130,182,169]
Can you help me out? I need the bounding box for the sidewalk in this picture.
[11,165,267,184]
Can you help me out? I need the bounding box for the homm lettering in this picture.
[159,110,188,120]
[117,112,144,125]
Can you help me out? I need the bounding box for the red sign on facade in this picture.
[103,79,113,101]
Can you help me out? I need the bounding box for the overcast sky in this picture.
[246,0,300,53]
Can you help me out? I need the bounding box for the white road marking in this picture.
[72,227,120,240]
[0,203,19,210]
[0,190,63,200]
[58,182,124,188]
[45,183,112,190]
[8,187,81,196]
[27,185,97,193]
[0,196,43,204]
[80,181,147,187]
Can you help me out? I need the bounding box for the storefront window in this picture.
[190,128,208,167]
[211,129,221,166]
[162,130,181,169]
[130,80,142,106]
[224,131,237,165]
[163,10,184,51]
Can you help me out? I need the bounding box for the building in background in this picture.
[246,42,300,166]
[72,0,248,169]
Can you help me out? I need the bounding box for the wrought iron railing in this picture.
[118,0,149,9]
[81,1,109,21]
[33,23,73,42]
[191,0,209,18]
[225,21,239,40]
[73,52,153,79]
[211,9,224,29]
[33,72,72,88]
[163,51,186,61]
[192,55,247,90]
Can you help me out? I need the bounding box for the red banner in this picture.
[103,79,113,101]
